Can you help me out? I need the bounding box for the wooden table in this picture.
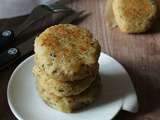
[1,0,160,119]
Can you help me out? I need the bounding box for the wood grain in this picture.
[1,0,160,119]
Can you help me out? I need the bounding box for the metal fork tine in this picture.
[15,6,52,37]
[15,4,73,37]
[53,0,78,5]
[72,12,91,24]
[60,11,85,24]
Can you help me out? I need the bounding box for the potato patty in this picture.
[112,0,158,33]
[33,65,98,97]
[36,75,101,113]
[34,24,101,81]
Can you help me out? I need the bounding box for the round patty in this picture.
[33,65,97,97]
[112,0,158,33]
[36,75,101,113]
[34,24,101,81]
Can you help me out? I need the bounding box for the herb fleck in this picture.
[42,64,45,68]
[58,89,64,92]
[50,52,56,61]
[90,42,94,45]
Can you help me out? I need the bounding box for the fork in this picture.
[15,4,73,37]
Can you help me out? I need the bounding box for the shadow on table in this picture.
[75,72,137,114]
[126,64,160,111]
[148,15,160,34]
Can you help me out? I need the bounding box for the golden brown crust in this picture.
[34,24,101,81]
[113,0,158,33]
[122,0,155,18]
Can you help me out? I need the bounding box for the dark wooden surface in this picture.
[1,0,160,119]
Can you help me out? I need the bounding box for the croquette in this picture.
[112,0,158,33]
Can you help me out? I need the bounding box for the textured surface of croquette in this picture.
[34,24,101,81]
[33,65,98,97]
[112,0,158,33]
[36,75,101,113]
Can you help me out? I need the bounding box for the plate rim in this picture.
[7,54,35,120]
[7,52,131,120]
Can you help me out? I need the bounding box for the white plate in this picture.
[7,52,135,120]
